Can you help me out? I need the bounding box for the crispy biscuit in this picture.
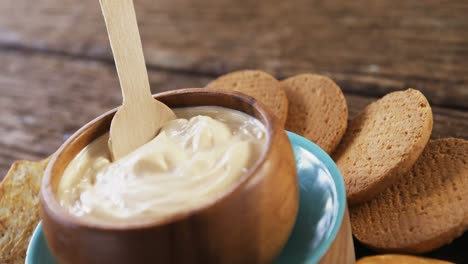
[206,70,288,125]
[357,254,454,264]
[0,158,49,264]
[333,89,433,205]
[351,139,468,253]
[281,74,348,154]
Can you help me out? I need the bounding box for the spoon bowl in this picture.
[108,97,174,160]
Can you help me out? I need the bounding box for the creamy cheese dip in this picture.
[57,106,267,223]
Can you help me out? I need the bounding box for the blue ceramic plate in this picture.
[26,132,346,264]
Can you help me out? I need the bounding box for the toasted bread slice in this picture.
[357,254,454,264]
[281,74,348,154]
[0,158,49,264]
[206,70,288,125]
[333,89,433,205]
[351,139,468,253]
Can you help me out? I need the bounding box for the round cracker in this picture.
[206,70,288,125]
[357,254,454,264]
[281,74,348,154]
[333,89,433,205]
[351,139,468,253]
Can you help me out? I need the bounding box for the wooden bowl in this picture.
[40,88,299,264]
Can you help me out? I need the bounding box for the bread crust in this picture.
[333,89,433,205]
[351,139,468,253]
[206,70,289,126]
[281,74,348,154]
[357,254,454,264]
[0,158,49,263]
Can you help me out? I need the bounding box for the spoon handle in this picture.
[100,0,152,104]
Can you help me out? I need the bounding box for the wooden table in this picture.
[1,0,467,262]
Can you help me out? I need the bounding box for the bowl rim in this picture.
[41,88,280,230]
[286,132,347,264]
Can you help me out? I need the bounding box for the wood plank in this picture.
[1,0,467,109]
[0,50,467,178]
[0,50,210,178]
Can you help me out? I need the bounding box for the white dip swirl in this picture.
[58,106,267,223]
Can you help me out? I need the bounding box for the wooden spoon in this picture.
[99,0,175,160]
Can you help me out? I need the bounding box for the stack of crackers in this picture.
[207,70,467,263]
[1,70,466,263]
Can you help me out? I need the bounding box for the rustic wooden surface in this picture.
[1,50,466,177]
[0,0,467,262]
[1,0,468,109]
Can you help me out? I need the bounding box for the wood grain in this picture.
[319,207,355,263]
[0,0,467,109]
[0,50,467,179]
[0,50,209,178]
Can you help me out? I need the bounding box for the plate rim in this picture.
[286,131,347,264]
[26,221,44,264]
